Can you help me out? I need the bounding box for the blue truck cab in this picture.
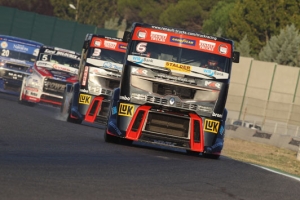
[0,35,43,95]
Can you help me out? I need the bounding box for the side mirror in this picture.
[232,51,240,63]
[123,31,131,43]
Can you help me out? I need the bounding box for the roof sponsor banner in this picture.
[131,27,231,58]
[90,37,127,52]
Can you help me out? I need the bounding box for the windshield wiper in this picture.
[130,60,171,73]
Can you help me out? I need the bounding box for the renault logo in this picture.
[169,97,175,105]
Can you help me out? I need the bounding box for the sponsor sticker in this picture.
[132,56,153,64]
[1,41,8,48]
[212,112,223,118]
[137,29,147,39]
[199,40,216,51]
[118,103,134,117]
[219,44,228,54]
[79,94,91,104]
[120,96,130,101]
[104,40,117,49]
[82,66,88,86]
[204,119,220,134]
[165,62,191,73]
[112,106,117,115]
[203,69,214,76]
[94,39,102,47]
[150,31,167,42]
[170,36,196,46]
[131,67,148,75]
[33,48,39,56]
[13,44,28,52]
[118,44,127,50]
[204,81,221,89]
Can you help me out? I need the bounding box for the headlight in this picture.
[0,60,5,67]
[27,77,40,88]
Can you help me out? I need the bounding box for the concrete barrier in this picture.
[225,125,300,152]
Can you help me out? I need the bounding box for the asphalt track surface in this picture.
[0,93,300,200]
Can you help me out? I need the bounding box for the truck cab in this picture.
[61,34,127,125]
[0,35,42,95]
[105,23,240,158]
[19,46,80,106]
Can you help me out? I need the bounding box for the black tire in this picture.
[104,131,119,143]
[66,113,82,124]
[202,153,220,159]
[186,150,200,156]
[120,138,133,145]
[18,99,36,107]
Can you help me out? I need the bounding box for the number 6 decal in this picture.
[136,42,147,53]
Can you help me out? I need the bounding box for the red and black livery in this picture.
[105,23,240,158]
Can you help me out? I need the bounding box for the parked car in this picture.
[233,120,262,131]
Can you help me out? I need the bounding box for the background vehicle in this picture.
[60,34,127,125]
[233,120,262,131]
[19,46,80,106]
[105,23,240,159]
[0,35,43,95]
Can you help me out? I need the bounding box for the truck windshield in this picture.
[88,48,125,64]
[0,42,38,62]
[130,41,230,72]
[38,53,80,69]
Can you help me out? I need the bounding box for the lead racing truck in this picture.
[60,34,127,125]
[105,23,240,159]
[19,46,80,106]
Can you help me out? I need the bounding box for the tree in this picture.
[236,35,251,57]
[50,0,120,27]
[259,24,300,67]
[117,0,176,27]
[0,0,54,16]
[159,0,204,32]
[226,0,300,56]
[202,0,236,36]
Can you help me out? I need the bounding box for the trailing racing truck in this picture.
[0,35,43,95]
[19,46,80,106]
[60,34,127,125]
[105,23,240,159]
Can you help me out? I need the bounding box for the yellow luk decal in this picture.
[165,61,191,73]
[204,119,220,134]
[79,94,91,104]
[118,103,134,117]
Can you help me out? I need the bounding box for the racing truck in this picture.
[0,35,43,95]
[60,34,127,125]
[19,46,80,106]
[105,23,240,159]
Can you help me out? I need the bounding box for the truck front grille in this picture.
[43,79,66,96]
[145,112,189,138]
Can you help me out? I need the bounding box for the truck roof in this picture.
[85,34,124,42]
[0,35,43,47]
[41,45,81,56]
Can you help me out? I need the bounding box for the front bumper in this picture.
[107,104,224,153]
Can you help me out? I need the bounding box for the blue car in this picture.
[0,35,43,95]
